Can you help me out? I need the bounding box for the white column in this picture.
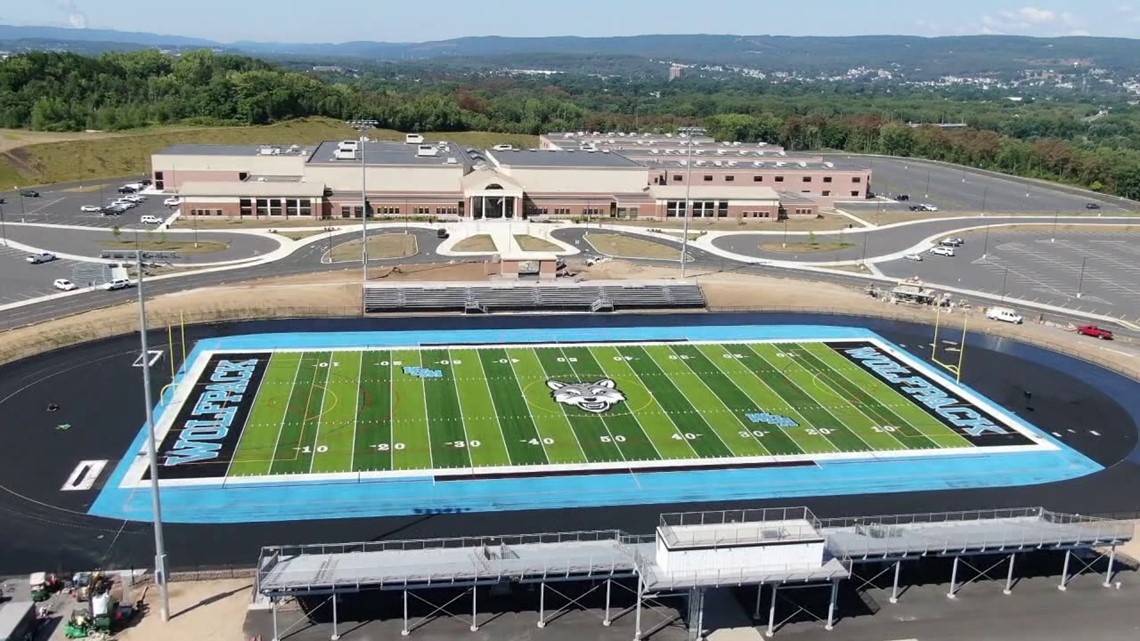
[1104,546,1116,588]
[825,580,838,631]
[603,580,612,626]
[1004,554,1016,595]
[948,556,960,599]
[330,594,339,641]
[1059,549,1071,591]
[765,585,778,638]
[889,561,901,604]
[538,581,546,628]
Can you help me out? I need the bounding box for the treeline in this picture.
[2,49,1139,198]
[707,113,1140,199]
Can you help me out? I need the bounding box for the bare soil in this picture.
[117,579,252,641]
[585,232,680,260]
[452,234,498,252]
[329,233,417,262]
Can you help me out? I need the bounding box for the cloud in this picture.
[1069,29,1092,36]
[979,6,1091,35]
[56,0,88,29]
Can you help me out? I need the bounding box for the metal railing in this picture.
[260,529,629,559]
[660,506,819,529]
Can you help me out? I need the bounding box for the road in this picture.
[1,223,282,263]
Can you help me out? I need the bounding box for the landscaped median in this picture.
[584,232,681,260]
[327,233,418,262]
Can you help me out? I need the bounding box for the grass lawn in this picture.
[513,234,562,252]
[0,117,539,187]
[452,234,498,252]
[758,242,856,253]
[97,239,228,256]
[217,339,1004,479]
[329,233,418,262]
[585,232,681,260]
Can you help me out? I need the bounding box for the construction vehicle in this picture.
[29,573,62,603]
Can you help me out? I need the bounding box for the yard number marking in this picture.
[295,445,329,454]
[524,437,556,446]
[372,443,406,451]
[739,430,769,438]
[671,433,702,441]
[447,440,482,448]
[600,435,626,443]
[872,425,899,433]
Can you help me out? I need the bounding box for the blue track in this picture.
[89,324,1102,523]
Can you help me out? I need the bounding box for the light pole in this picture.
[1051,209,1058,242]
[680,134,694,278]
[1077,257,1087,299]
[134,235,170,621]
[860,232,868,267]
[1000,267,1009,303]
[347,119,378,284]
[192,214,199,249]
[0,202,6,247]
[782,218,788,248]
[981,185,988,216]
[982,224,990,260]
[925,168,931,198]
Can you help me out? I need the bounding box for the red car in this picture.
[1076,325,1114,340]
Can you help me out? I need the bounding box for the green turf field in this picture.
[219,340,984,478]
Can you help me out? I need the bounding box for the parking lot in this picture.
[878,230,1140,321]
[825,155,1133,214]
[0,181,174,230]
[0,244,102,304]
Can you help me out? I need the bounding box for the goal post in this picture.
[931,306,968,383]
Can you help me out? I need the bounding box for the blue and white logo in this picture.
[404,366,443,379]
[746,411,798,429]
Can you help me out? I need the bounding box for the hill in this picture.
[1,27,1138,78]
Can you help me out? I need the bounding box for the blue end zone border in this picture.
[89,324,1103,524]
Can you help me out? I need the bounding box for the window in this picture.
[299,199,312,216]
[753,176,763,182]
[285,199,299,217]
[666,201,685,218]
[340,205,352,218]
[256,198,269,216]
[725,175,735,182]
[269,198,283,216]
[435,206,459,215]
[413,207,430,215]
[822,191,831,197]
[673,175,683,182]
[379,206,401,215]
[823,176,832,183]
[774,176,784,183]
[703,175,713,182]
[717,201,728,218]
[240,199,252,217]
[692,201,717,218]
[852,177,862,183]
[802,176,812,183]
[850,191,859,197]
[238,172,249,181]
[154,172,164,180]
[583,207,601,216]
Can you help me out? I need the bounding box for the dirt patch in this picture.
[116,578,251,641]
[330,233,417,262]
[0,128,121,154]
[758,242,855,253]
[513,234,562,252]
[585,232,680,260]
[276,230,329,241]
[453,234,498,252]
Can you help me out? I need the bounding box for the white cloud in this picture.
[1069,28,1092,35]
[56,0,88,29]
[979,6,1094,35]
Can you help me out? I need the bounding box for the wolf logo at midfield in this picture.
[547,379,627,414]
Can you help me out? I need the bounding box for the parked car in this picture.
[163,197,182,207]
[21,190,39,198]
[102,206,125,216]
[25,252,56,264]
[436,228,450,239]
[101,278,132,291]
[1076,325,1113,340]
[909,205,924,211]
[0,197,5,204]
[122,194,146,203]
[1086,203,1101,210]
[118,185,139,194]
[985,307,1024,324]
[920,203,939,212]
[940,237,965,247]
[896,194,910,202]
[903,253,923,262]
[492,144,514,151]
[80,205,102,213]
[930,246,955,257]
[140,215,163,225]
[53,278,78,291]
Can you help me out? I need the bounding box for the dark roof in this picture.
[491,148,642,168]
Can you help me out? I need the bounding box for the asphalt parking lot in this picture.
[878,230,1140,321]
[825,155,1133,214]
[0,180,173,230]
[1,224,281,263]
[0,244,100,304]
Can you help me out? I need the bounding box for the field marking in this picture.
[745,344,875,453]
[555,345,643,467]
[61,460,108,491]
[605,345,704,459]
[267,355,305,468]
[681,345,790,456]
[509,348,588,463]
[634,345,749,457]
[503,347,555,465]
[418,351,435,471]
[448,347,482,472]
[304,357,335,472]
[791,345,913,451]
[468,348,516,466]
[224,352,280,478]
[387,355,396,470]
[347,351,362,471]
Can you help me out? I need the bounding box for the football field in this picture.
[150,337,1040,483]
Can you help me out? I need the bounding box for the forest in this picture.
[1,50,1139,198]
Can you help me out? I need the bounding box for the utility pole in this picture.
[134,236,170,621]
[680,131,694,278]
[347,119,378,284]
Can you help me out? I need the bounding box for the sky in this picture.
[3,0,1139,43]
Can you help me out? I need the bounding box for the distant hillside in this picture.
[1,26,1138,78]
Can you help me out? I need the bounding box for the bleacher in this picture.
[363,281,705,314]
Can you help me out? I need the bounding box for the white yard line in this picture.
[345,351,363,473]
[306,355,335,474]
[223,352,277,480]
[555,345,648,465]
[447,347,480,472]
[504,348,560,464]
[263,354,305,475]
[631,345,737,457]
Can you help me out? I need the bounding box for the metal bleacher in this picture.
[255,506,1132,639]
[363,280,706,314]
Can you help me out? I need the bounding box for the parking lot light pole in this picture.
[982,224,990,260]
[981,185,989,216]
[0,203,6,247]
[1051,209,1058,242]
[347,119,378,284]
[1000,267,1009,303]
[1077,257,1088,299]
[925,168,931,198]
[680,135,694,279]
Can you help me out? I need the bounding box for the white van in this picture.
[985,307,1023,324]
[140,215,163,225]
[405,133,424,144]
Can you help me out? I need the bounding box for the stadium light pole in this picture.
[680,134,694,278]
[348,119,378,284]
[134,235,170,622]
